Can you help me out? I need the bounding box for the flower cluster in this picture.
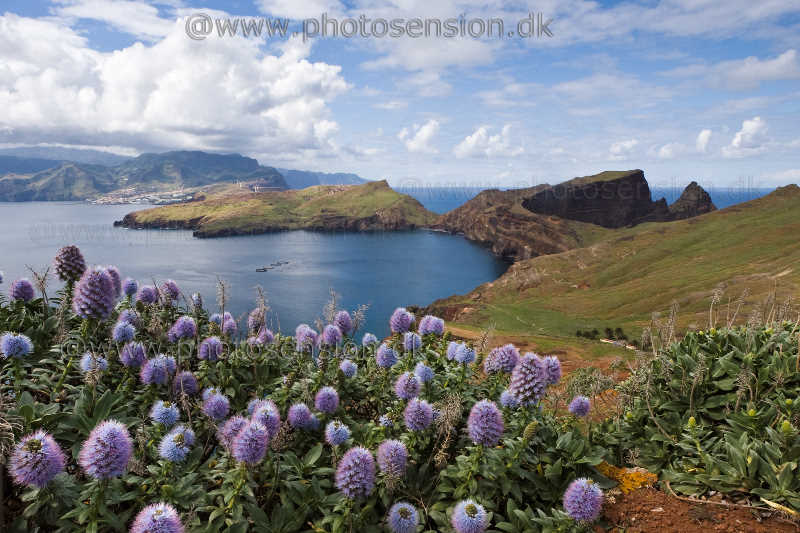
[418,314,445,336]
[325,420,351,446]
[1,332,33,358]
[53,245,86,283]
[130,503,184,533]
[168,316,197,342]
[10,278,35,302]
[335,447,375,499]
[159,425,195,463]
[377,439,407,477]
[508,352,550,406]
[9,431,66,488]
[404,398,433,431]
[484,344,520,374]
[390,307,415,333]
[72,267,116,320]
[563,478,603,522]
[198,336,223,361]
[78,420,132,479]
[467,400,504,446]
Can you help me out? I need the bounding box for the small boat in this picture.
[255,266,273,272]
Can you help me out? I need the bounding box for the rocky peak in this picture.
[668,181,716,220]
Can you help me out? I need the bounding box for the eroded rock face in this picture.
[668,181,717,220]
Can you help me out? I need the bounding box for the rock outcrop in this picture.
[667,181,717,220]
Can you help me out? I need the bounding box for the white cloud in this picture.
[0,13,349,159]
[256,0,344,19]
[723,116,769,158]
[696,129,712,153]
[758,168,800,186]
[609,139,639,160]
[656,142,685,159]
[398,119,439,154]
[453,125,523,159]
[374,100,408,110]
[52,0,173,40]
[662,50,800,90]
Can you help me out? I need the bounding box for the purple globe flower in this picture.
[209,313,222,325]
[203,393,230,420]
[563,478,603,522]
[446,341,459,360]
[414,362,434,383]
[232,421,269,464]
[122,277,138,298]
[451,500,489,533]
[544,355,562,385]
[388,502,418,533]
[418,315,445,336]
[172,371,199,397]
[295,324,318,352]
[112,321,135,343]
[72,267,115,320]
[390,307,415,334]
[321,324,343,346]
[78,420,132,479]
[335,447,375,499]
[158,425,194,463]
[499,390,519,409]
[202,387,221,401]
[249,327,274,346]
[315,386,340,414]
[508,352,549,406]
[288,403,312,429]
[394,372,421,400]
[1,333,33,358]
[168,316,197,343]
[248,307,265,333]
[467,400,504,446]
[150,400,180,427]
[403,332,422,352]
[79,352,108,373]
[484,344,520,374]
[379,415,393,427]
[362,333,378,346]
[10,278,35,302]
[568,396,591,418]
[191,292,203,309]
[403,399,433,431]
[339,359,357,378]
[325,420,351,446]
[333,310,353,335]
[130,503,184,533]
[105,266,122,298]
[160,279,180,302]
[198,336,223,361]
[117,309,139,327]
[222,318,238,336]
[376,344,398,368]
[137,285,158,305]
[9,431,66,488]
[53,245,86,283]
[140,355,176,386]
[247,398,266,415]
[218,415,248,451]
[454,343,476,365]
[252,400,281,437]
[377,439,407,477]
[120,341,146,368]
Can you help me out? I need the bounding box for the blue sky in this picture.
[1,0,799,189]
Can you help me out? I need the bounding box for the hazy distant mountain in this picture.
[277,168,368,188]
[0,155,63,175]
[0,147,131,166]
[0,162,117,201]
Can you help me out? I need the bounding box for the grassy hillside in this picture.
[118,180,437,236]
[428,185,800,341]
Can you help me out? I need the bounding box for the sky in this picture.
[0,0,799,189]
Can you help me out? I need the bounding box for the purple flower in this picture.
[160,279,180,302]
[362,333,378,346]
[249,327,274,346]
[117,309,139,327]
[295,324,318,352]
[122,277,138,298]
[105,266,122,298]
[248,307,265,333]
[172,371,199,397]
[168,316,197,343]
[334,310,353,335]
[376,344,398,368]
[414,362,434,383]
[112,321,135,343]
[232,421,269,464]
[446,341,459,360]
[544,355,562,385]
[321,324,343,346]
[247,398,266,415]
[1,333,33,359]
[9,431,66,488]
[140,354,176,385]
[499,390,519,409]
[315,386,340,414]
[456,344,476,365]
[379,415,393,427]
[325,420,351,446]
[288,403,312,429]
[403,399,433,431]
[252,400,281,437]
[394,372,421,400]
[508,352,549,406]
[130,503,184,533]
[569,396,591,418]
[418,315,445,336]
[120,341,146,368]
[79,352,108,373]
[150,400,180,427]
[209,313,222,325]
[563,478,603,522]
[403,332,422,352]
[376,439,407,477]
[451,500,489,533]
[10,278,35,302]
[191,292,203,309]
[202,387,220,401]
[335,447,375,499]
[53,245,86,283]
[136,285,158,305]
[158,425,195,463]
[467,400,504,446]
[390,307,415,334]
[72,267,115,320]
[203,393,230,420]
[78,420,132,479]
[218,416,248,451]
[339,359,357,378]
[198,336,223,361]
[484,344,520,374]
[388,502,418,533]
[222,318,238,336]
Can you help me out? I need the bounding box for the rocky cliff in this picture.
[668,181,717,219]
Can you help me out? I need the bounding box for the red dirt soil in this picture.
[599,488,799,533]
